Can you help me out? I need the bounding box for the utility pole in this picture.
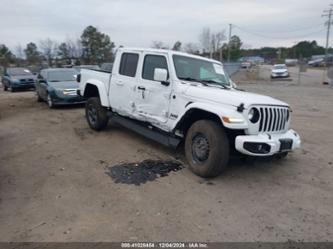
[322,5,333,84]
[322,5,333,65]
[227,23,232,63]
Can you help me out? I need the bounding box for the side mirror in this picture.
[153,68,168,85]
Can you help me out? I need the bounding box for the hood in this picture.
[48,81,79,90]
[184,85,288,108]
[272,69,288,73]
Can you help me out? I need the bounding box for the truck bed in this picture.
[80,69,111,86]
[79,69,111,99]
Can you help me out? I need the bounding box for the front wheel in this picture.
[185,120,230,178]
[85,97,109,131]
[47,94,54,108]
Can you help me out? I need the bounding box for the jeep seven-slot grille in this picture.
[258,107,289,132]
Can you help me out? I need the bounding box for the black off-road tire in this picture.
[85,97,109,131]
[185,120,230,178]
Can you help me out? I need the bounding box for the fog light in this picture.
[244,142,271,154]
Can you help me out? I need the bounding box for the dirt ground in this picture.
[0,65,332,242]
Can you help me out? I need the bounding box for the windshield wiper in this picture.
[201,80,229,89]
[179,77,209,86]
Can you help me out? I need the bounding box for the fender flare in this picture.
[173,102,248,131]
[83,79,109,107]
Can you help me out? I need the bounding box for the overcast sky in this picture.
[0,0,331,52]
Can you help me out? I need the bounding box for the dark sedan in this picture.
[2,67,36,92]
[36,68,85,108]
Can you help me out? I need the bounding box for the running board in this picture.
[109,114,181,149]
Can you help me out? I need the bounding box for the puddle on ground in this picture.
[105,159,183,185]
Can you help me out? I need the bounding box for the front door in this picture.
[134,53,172,125]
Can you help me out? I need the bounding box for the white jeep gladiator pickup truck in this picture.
[78,47,301,178]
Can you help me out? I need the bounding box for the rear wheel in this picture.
[185,120,230,178]
[85,97,109,131]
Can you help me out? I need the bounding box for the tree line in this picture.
[0,25,115,68]
[1,25,331,69]
[150,27,330,63]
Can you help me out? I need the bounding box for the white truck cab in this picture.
[78,47,301,178]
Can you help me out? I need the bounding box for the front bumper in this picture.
[51,93,86,105]
[271,73,289,78]
[235,129,301,156]
[12,82,35,89]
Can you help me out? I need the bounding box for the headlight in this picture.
[248,108,260,123]
[62,89,77,95]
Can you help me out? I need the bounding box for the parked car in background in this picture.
[1,67,36,92]
[100,62,113,72]
[241,61,251,69]
[285,59,298,67]
[271,64,289,79]
[36,68,85,108]
[308,58,325,67]
[73,65,100,72]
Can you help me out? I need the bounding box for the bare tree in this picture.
[151,41,169,49]
[211,30,226,61]
[15,44,25,59]
[63,38,82,61]
[199,27,211,55]
[199,28,227,60]
[39,38,58,66]
[183,43,200,54]
[172,41,182,51]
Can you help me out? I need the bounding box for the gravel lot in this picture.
[0,65,332,242]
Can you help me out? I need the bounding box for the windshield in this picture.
[274,65,287,70]
[7,68,32,76]
[46,70,77,82]
[173,55,230,86]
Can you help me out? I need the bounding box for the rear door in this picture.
[109,52,140,115]
[133,52,172,124]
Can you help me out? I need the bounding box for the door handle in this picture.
[138,86,146,90]
[115,80,124,86]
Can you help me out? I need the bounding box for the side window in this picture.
[119,53,139,77]
[142,55,168,81]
